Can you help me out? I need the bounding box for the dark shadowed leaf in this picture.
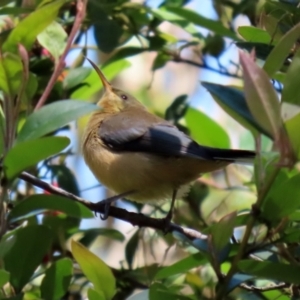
[155,252,206,279]
[17,100,98,143]
[202,82,271,138]
[152,52,171,71]
[125,230,140,269]
[104,47,147,66]
[41,258,73,300]
[4,136,70,179]
[2,225,52,291]
[8,194,93,223]
[49,165,80,196]
[227,273,255,292]
[238,260,300,284]
[165,94,188,122]
[236,42,274,61]
[79,228,125,247]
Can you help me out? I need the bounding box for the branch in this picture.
[34,0,87,110]
[18,172,207,241]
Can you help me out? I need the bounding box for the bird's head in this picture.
[86,58,146,114]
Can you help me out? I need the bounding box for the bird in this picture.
[82,58,255,221]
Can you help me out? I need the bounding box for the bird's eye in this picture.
[121,94,128,100]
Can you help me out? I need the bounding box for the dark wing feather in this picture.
[99,113,255,162]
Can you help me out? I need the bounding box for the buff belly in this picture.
[83,139,229,203]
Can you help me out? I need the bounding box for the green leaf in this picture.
[0,7,32,15]
[41,258,73,300]
[282,49,300,105]
[236,42,274,61]
[2,225,52,291]
[227,273,255,292]
[79,228,125,247]
[240,51,281,140]
[151,7,201,38]
[125,230,139,269]
[165,7,239,41]
[71,59,131,100]
[37,21,67,63]
[49,165,80,196]
[0,105,5,156]
[149,283,190,300]
[8,194,94,223]
[4,136,69,179]
[165,94,188,123]
[264,22,300,77]
[24,73,38,102]
[17,100,98,143]
[284,106,300,158]
[104,47,147,66]
[155,252,205,280]
[211,211,237,254]
[262,173,300,220]
[0,269,10,288]
[238,26,272,44]
[71,240,116,300]
[93,14,124,53]
[202,82,271,138]
[63,67,91,90]
[0,53,22,97]
[185,107,230,148]
[152,52,171,71]
[3,0,65,53]
[238,260,300,284]
[88,288,106,300]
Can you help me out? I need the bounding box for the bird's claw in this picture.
[93,190,135,220]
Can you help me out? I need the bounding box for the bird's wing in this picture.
[99,113,255,162]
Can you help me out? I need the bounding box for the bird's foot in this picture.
[162,210,173,234]
[93,191,135,220]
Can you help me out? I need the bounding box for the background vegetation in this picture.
[0,0,300,299]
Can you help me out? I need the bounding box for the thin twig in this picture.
[240,282,288,292]
[171,55,243,79]
[34,0,88,110]
[216,164,280,299]
[18,171,207,241]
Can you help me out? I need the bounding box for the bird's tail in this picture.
[208,148,256,164]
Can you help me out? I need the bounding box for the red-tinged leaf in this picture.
[240,51,281,140]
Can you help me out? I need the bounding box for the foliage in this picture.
[0,0,300,299]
